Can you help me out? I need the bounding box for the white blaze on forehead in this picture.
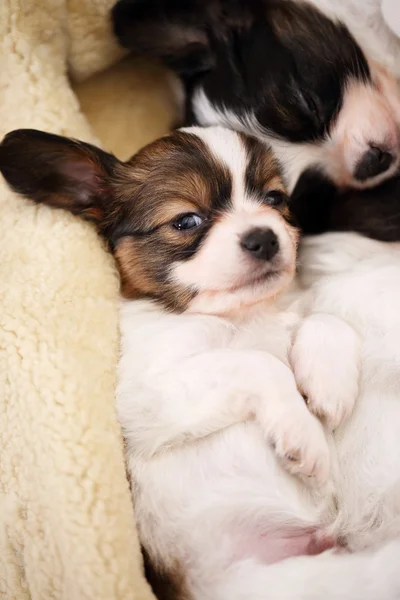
[182,126,249,212]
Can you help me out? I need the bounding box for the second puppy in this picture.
[113,0,400,193]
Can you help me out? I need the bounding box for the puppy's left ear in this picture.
[0,129,119,223]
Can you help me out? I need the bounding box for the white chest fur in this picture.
[116,233,400,599]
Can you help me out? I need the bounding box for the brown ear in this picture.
[0,129,119,222]
[112,0,214,78]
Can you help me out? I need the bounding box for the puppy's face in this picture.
[113,0,400,191]
[0,127,298,315]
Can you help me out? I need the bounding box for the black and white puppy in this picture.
[112,0,400,193]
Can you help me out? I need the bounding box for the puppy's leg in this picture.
[118,349,329,482]
[207,538,400,600]
[290,314,360,431]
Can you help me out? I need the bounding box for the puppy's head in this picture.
[113,0,400,191]
[0,127,298,315]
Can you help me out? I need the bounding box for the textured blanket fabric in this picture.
[0,1,178,598]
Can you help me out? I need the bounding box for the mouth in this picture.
[227,268,284,293]
[185,264,294,316]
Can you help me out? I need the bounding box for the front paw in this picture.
[291,315,360,431]
[269,398,330,485]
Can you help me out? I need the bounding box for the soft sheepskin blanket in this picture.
[0,1,179,598]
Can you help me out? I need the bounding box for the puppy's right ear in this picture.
[112,0,214,78]
[0,129,119,223]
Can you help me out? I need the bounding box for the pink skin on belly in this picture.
[232,527,341,566]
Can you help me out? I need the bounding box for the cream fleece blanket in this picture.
[0,1,179,598]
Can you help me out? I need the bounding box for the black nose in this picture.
[240,228,279,261]
[354,147,393,181]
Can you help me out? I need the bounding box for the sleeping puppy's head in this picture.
[112,0,400,192]
[0,127,298,316]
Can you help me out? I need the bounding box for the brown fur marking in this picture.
[109,131,233,311]
[142,547,190,600]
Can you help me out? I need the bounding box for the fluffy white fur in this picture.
[382,0,400,38]
[303,0,400,77]
[119,238,400,600]
[117,128,400,598]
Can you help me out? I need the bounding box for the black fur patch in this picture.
[291,170,400,242]
[112,0,370,142]
[204,1,369,142]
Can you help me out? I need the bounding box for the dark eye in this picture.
[264,190,287,207]
[173,213,204,231]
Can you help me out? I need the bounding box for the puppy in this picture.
[2,127,400,600]
[112,0,400,194]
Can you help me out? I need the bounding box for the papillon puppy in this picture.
[112,0,400,192]
[1,127,400,600]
